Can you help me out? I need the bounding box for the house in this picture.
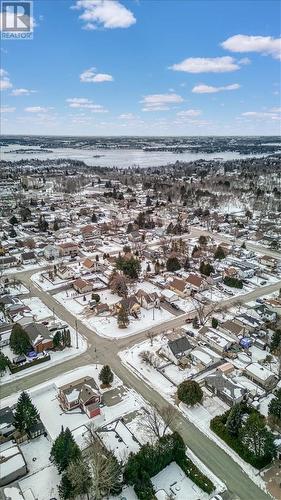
[0,407,15,439]
[205,372,247,406]
[259,255,277,270]
[20,252,37,265]
[244,363,276,390]
[43,244,60,260]
[0,445,28,486]
[58,376,101,418]
[115,296,140,316]
[159,336,192,365]
[263,297,281,315]
[24,322,53,353]
[56,265,74,280]
[0,256,18,268]
[169,278,189,298]
[255,305,277,323]
[219,320,246,339]
[161,289,179,303]
[199,327,234,354]
[83,258,104,273]
[73,278,93,294]
[185,274,207,292]
[135,289,160,309]
[234,313,263,332]
[58,242,79,257]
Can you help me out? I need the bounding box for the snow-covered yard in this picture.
[22,296,53,320]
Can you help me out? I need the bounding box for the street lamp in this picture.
[75,319,78,349]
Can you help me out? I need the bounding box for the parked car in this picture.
[261,280,267,285]
[185,318,193,323]
[171,303,180,310]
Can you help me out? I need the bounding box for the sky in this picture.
[0,0,280,136]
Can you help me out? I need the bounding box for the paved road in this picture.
[1,270,277,499]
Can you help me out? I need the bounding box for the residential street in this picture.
[1,269,278,499]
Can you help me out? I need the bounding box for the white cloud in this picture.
[141,93,184,111]
[177,109,202,117]
[66,97,108,112]
[192,83,241,94]
[170,56,240,73]
[241,108,281,120]
[0,105,15,113]
[10,88,36,96]
[221,35,281,60]
[80,67,113,83]
[73,0,136,29]
[119,113,135,119]
[25,106,48,113]
[0,68,12,90]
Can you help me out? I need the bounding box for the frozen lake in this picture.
[1,144,275,168]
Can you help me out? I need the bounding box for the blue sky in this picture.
[1,0,280,135]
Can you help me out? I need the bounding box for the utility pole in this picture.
[75,319,78,349]
[94,347,97,369]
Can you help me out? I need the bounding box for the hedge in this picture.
[124,432,214,499]
[210,413,273,469]
[8,354,51,374]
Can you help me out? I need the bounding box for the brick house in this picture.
[58,376,101,418]
[24,322,53,353]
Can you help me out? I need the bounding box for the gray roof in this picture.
[168,337,192,357]
[24,322,51,342]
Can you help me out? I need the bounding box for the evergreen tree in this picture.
[59,473,73,499]
[50,427,82,474]
[270,329,281,353]
[59,459,92,499]
[53,220,59,231]
[0,352,9,376]
[14,391,40,434]
[211,317,219,329]
[99,365,114,386]
[166,256,181,272]
[183,257,190,271]
[200,261,214,276]
[9,215,18,225]
[91,212,97,223]
[38,215,48,232]
[10,323,31,355]
[240,413,276,460]
[268,389,281,424]
[177,380,203,406]
[214,246,226,260]
[117,305,129,328]
[116,255,141,279]
[9,228,17,238]
[226,404,243,437]
[52,331,61,349]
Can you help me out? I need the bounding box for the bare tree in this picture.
[192,297,222,326]
[140,404,178,440]
[146,330,156,346]
[85,438,122,499]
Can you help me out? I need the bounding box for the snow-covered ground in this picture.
[54,288,175,338]
[0,322,87,384]
[119,339,268,492]
[21,296,53,320]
